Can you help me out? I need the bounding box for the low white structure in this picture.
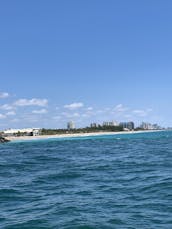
[3,128,41,136]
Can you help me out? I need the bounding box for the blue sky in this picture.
[1,0,172,129]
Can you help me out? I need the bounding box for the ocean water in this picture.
[0,131,172,229]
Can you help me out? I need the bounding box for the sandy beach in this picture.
[6,130,163,142]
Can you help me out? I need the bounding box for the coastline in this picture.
[6,130,163,142]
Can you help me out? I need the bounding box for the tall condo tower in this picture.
[67,121,75,130]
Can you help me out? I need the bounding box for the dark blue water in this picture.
[0,131,172,228]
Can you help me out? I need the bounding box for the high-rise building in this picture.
[140,122,160,130]
[140,122,151,130]
[90,123,97,128]
[103,121,119,126]
[67,121,75,130]
[119,122,134,130]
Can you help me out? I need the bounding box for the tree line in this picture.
[41,125,123,135]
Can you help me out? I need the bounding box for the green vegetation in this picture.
[15,131,33,137]
[134,127,145,131]
[41,125,123,135]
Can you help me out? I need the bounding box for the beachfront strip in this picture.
[1,120,163,139]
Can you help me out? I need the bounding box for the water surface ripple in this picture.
[0,131,172,228]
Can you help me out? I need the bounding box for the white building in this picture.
[140,122,160,130]
[67,121,75,130]
[103,121,119,126]
[140,122,152,130]
[3,128,41,136]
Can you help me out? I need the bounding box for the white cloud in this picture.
[25,117,39,123]
[32,109,47,114]
[14,98,48,107]
[82,113,91,118]
[96,110,105,114]
[132,109,152,117]
[114,104,128,112]
[0,114,6,119]
[0,92,9,98]
[64,102,84,110]
[61,112,80,118]
[6,111,16,116]
[87,107,93,111]
[0,104,14,110]
[133,110,146,116]
[73,112,80,117]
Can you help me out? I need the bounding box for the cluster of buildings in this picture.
[67,120,135,131]
[119,122,135,131]
[90,121,161,131]
[90,121,135,131]
[139,122,161,130]
[67,120,161,131]
[1,121,161,137]
[90,120,162,131]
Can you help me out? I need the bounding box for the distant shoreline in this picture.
[6,130,164,142]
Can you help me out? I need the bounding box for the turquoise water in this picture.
[0,131,172,228]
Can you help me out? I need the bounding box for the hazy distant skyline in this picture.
[1,0,172,128]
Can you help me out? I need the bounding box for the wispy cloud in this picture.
[114,104,128,112]
[6,111,16,116]
[0,104,14,110]
[87,107,93,111]
[61,112,80,118]
[32,109,47,114]
[82,113,91,118]
[0,114,6,119]
[14,98,48,107]
[0,92,9,99]
[133,109,153,117]
[0,91,157,128]
[64,102,84,110]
